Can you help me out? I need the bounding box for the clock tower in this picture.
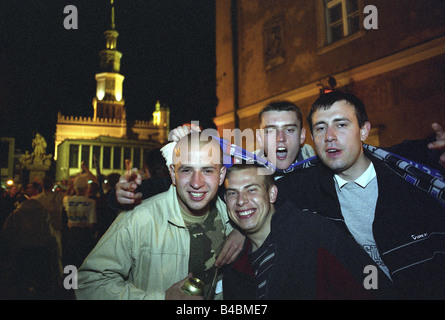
[92,0,126,121]
[54,0,170,181]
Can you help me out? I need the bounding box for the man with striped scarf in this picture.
[275,91,445,299]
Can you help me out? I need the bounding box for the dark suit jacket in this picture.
[275,150,445,299]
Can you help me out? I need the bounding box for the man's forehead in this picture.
[173,139,222,165]
[260,110,300,127]
[313,100,356,119]
[176,159,220,168]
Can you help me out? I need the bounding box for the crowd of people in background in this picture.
[0,151,162,299]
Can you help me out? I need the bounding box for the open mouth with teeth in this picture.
[189,191,206,201]
[276,147,287,160]
[236,209,256,219]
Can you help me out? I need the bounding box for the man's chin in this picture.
[275,160,293,171]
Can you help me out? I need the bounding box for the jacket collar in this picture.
[334,161,376,189]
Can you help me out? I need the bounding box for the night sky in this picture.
[0,0,217,155]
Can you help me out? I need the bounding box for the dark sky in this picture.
[0,0,217,155]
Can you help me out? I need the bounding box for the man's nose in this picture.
[190,171,205,189]
[276,129,286,142]
[236,192,248,206]
[324,126,337,142]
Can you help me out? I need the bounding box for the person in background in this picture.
[144,148,170,179]
[1,195,58,298]
[34,176,64,287]
[24,182,41,199]
[5,184,24,210]
[62,174,96,269]
[0,187,13,228]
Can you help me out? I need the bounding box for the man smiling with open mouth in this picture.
[170,136,226,217]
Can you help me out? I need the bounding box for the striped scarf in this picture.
[362,144,445,208]
[213,136,445,208]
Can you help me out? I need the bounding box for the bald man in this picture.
[77,133,233,300]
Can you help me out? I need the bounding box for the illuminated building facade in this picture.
[214,0,445,150]
[55,2,169,181]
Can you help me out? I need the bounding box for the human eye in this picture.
[285,127,296,134]
[203,168,216,175]
[180,167,192,174]
[264,127,276,135]
[337,121,349,129]
[248,186,259,193]
[225,190,237,198]
[313,124,326,133]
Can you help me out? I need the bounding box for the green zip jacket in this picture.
[76,185,233,300]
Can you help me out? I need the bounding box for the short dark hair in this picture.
[307,91,369,133]
[259,101,303,128]
[226,163,274,191]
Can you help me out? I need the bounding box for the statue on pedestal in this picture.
[32,133,47,163]
[19,133,53,183]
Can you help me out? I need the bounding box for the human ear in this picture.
[300,127,306,145]
[169,164,176,185]
[360,122,371,141]
[269,184,278,203]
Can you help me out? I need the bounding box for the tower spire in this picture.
[99,0,121,71]
[93,0,125,121]
[111,0,115,30]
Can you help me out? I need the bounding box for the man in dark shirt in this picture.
[222,164,395,299]
[275,91,445,299]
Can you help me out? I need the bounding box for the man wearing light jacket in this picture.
[76,134,233,299]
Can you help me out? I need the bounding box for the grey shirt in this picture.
[334,163,391,279]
